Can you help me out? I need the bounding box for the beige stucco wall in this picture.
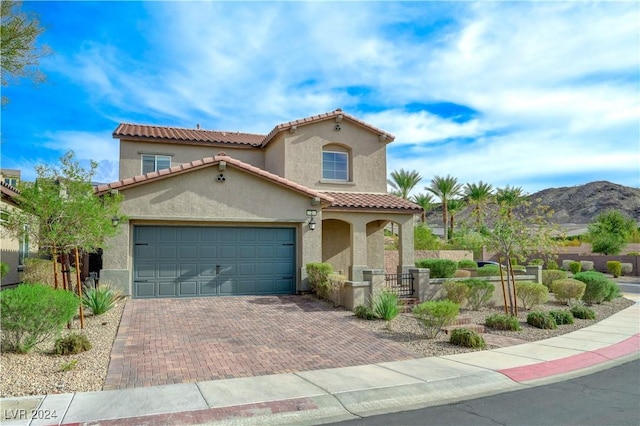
[275,120,388,192]
[118,140,265,179]
[1,201,21,285]
[264,136,286,178]
[322,219,351,276]
[101,165,323,295]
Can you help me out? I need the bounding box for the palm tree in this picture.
[412,192,435,223]
[426,175,462,241]
[464,181,494,231]
[447,198,466,240]
[496,185,525,218]
[387,169,422,199]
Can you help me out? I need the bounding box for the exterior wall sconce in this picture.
[111,216,120,227]
[306,209,317,230]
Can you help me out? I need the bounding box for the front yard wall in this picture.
[385,249,473,274]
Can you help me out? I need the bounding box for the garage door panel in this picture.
[180,263,198,277]
[179,281,198,296]
[238,263,255,275]
[133,226,295,298]
[199,279,218,295]
[158,246,177,260]
[158,282,177,296]
[180,245,198,259]
[136,264,156,278]
[219,245,237,258]
[200,245,216,259]
[158,264,177,278]
[136,246,156,260]
[136,282,156,297]
[158,228,177,242]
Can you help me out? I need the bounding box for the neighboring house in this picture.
[0,180,31,286]
[1,168,21,188]
[96,109,422,298]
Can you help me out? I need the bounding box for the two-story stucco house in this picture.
[96,109,421,298]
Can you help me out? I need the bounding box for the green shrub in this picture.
[464,279,495,310]
[306,263,333,296]
[59,359,78,372]
[0,261,9,279]
[449,328,486,349]
[528,259,544,266]
[561,260,574,270]
[373,291,400,321]
[457,259,477,269]
[573,271,609,306]
[54,333,92,355]
[626,251,640,256]
[549,310,574,325]
[571,305,596,320]
[1,284,79,353]
[414,259,457,278]
[354,305,377,320]
[542,270,568,289]
[477,265,501,277]
[579,261,594,272]
[527,311,557,329]
[568,261,582,274]
[485,313,521,331]
[551,278,586,304]
[82,283,122,315]
[413,300,459,338]
[603,281,621,302]
[546,259,559,270]
[443,280,469,305]
[515,282,549,309]
[606,261,622,278]
[621,263,633,275]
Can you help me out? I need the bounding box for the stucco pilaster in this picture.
[397,214,415,272]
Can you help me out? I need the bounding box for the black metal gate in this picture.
[384,272,415,298]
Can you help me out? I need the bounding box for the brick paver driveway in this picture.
[104,296,419,389]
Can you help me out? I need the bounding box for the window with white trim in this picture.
[322,151,349,181]
[141,154,171,174]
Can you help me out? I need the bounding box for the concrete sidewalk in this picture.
[2,298,638,426]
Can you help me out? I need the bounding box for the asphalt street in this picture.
[335,358,640,426]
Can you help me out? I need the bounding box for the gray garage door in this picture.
[133,226,296,298]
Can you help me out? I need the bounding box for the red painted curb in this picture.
[498,333,640,382]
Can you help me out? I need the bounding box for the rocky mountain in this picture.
[528,181,640,224]
[424,180,639,227]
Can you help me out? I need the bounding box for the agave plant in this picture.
[82,283,123,315]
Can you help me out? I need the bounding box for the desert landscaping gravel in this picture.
[0,294,634,398]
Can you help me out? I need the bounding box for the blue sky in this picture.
[2,1,638,195]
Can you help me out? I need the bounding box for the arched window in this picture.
[322,144,350,182]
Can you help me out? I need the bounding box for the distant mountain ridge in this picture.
[529,181,640,224]
[424,180,640,226]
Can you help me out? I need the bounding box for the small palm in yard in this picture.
[82,283,122,316]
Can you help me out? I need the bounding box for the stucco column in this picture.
[525,265,542,284]
[397,215,415,274]
[409,268,430,302]
[363,269,385,308]
[301,219,322,292]
[350,220,368,281]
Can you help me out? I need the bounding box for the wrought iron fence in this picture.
[384,272,415,298]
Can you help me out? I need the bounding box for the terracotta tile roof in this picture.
[261,109,395,147]
[0,180,20,199]
[94,155,334,204]
[113,123,264,147]
[323,191,423,213]
[112,109,395,148]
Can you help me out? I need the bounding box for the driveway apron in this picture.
[104,296,419,389]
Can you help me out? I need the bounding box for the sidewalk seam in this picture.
[292,371,364,420]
